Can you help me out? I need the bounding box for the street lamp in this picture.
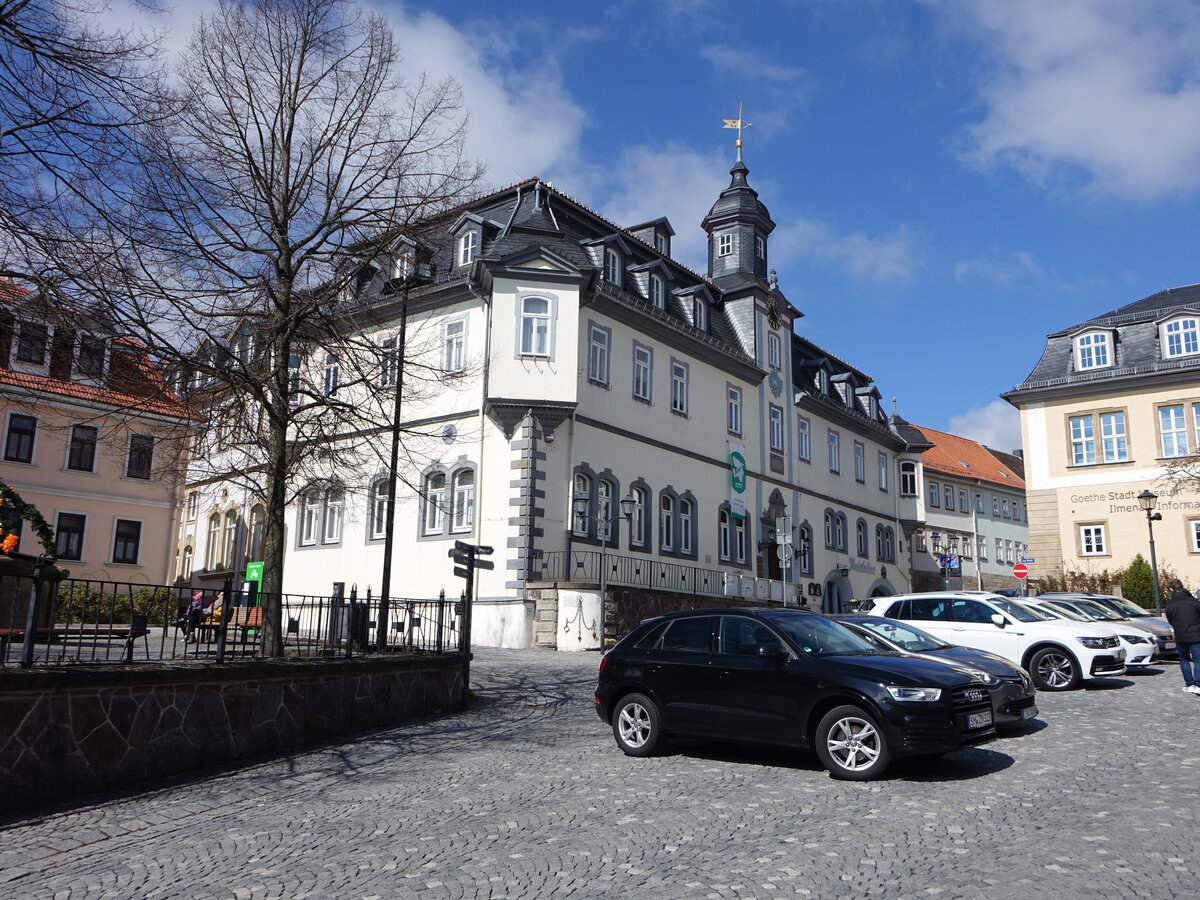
[932,533,959,591]
[1138,490,1164,616]
[377,262,433,650]
[573,492,636,647]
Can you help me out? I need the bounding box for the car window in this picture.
[660,616,717,652]
[952,599,995,624]
[634,620,670,649]
[857,599,876,613]
[1077,600,1122,620]
[768,615,877,657]
[882,599,908,620]
[991,598,1045,623]
[908,598,949,621]
[859,619,947,652]
[719,617,784,656]
[1043,602,1087,622]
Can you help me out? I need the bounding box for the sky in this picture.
[124,0,1200,453]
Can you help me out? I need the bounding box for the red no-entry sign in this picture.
[1013,563,1028,579]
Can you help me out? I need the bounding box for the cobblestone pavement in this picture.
[2,648,1199,899]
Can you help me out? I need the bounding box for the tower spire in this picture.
[721,102,752,164]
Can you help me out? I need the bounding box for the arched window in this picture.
[423,472,446,535]
[824,510,834,548]
[301,491,321,545]
[222,509,238,566]
[572,472,592,535]
[604,246,622,286]
[679,498,694,555]
[1163,317,1200,358]
[248,505,265,560]
[207,512,222,563]
[452,469,475,532]
[369,477,389,540]
[835,513,847,550]
[767,333,782,370]
[649,273,665,308]
[660,493,675,551]
[719,509,731,561]
[856,519,868,558]
[899,460,918,497]
[883,527,896,562]
[458,230,479,266]
[797,524,813,575]
[597,478,613,542]
[323,487,343,544]
[630,484,648,547]
[181,545,193,580]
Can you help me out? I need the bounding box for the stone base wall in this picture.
[530,588,559,649]
[0,654,462,816]
[611,589,778,642]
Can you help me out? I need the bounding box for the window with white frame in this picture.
[1002,498,1011,518]
[207,512,222,562]
[1193,403,1200,456]
[379,335,398,387]
[248,505,264,559]
[572,472,592,536]
[4,413,36,463]
[798,417,811,462]
[733,515,746,563]
[958,489,968,512]
[1160,404,1189,457]
[1191,520,1200,553]
[975,492,984,512]
[717,233,733,256]
[928,481,940,508]
[452,469,475,532]
[630,485,648,547]
[1098,411,1129,462]
[769,405,784,452]
[1080,524,1107,556]
[755,235,765,259]
[1075,331,1111,369]
[854,441,865,483]
[1070,414,1096,465]
[995,537,1003,560]
[899,460,917,496]
[944,485,954,510]
[719,509,731,561]
[977,534,987,560]
[1004,539,1013,563]
[15,321,48,365]
[187,492,199,522]
[457,230,479,267]
[299,492,320,546]
[423,472,447,535]
[519,296,552,357]
[443,318,466,374]
[222,510,238,565]
[835,513,846,550]
[322,352,340,396]
[856,519,868,557]
[992,497,1000,515]
[824,510,834,547]
[767,332,781,370]
[587,323,611,386]
[603,247,622,286]
[660,494,675,551]
[180,545,193,580]
[679,498,694,554]
[670,360,688,415]
[797,525,812,575]
[54,512,86,561]
[67,424,98,472]
[693,298,707,332]
[597,479,613,543]
[1163,317,1200,358]
[323,488,343,544]
[1013,499,1022,521]
[649,273,665,308]
[370,477,389,540]
[727,385,742,434]
[828,430,840,474]
[878,452,888,491]
[632,343,652,402]
[111,518,142,565]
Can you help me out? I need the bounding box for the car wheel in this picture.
[815,704,892,780]
[1029,647,1081,691]
[612,692,663,757]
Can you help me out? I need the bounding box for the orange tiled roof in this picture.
[0,363,195,420]
[911,425,1025,491]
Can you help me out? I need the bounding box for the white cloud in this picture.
[940,0,1200,201]
[947,400,1023,454]
[698,45,815,133]
[772,217,921,284]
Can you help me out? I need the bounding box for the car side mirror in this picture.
[990,613,1006,629]
[757,643,787,660]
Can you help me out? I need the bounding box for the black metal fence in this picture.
[0,569,461,668]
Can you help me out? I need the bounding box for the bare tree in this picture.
[59,0,482,654]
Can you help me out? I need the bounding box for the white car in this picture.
[857,591,1126,691]
[1020,598,1157,668]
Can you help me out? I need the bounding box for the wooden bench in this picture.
[196,606,263,644]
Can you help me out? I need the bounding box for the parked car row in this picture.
[595,592,1170,782]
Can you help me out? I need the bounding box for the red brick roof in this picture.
[911,425,1025,491]
[0,364,194,420]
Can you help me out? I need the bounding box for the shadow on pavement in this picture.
[1082,677,1136,691]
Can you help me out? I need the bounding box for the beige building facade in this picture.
[1004,285,1200,587]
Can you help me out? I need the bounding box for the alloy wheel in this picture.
[825,715,881,771]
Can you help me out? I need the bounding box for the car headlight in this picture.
[1120,634,1148,644]
[963,668,1000,686]
[1076,637,1110,649]
[886,685,942,702]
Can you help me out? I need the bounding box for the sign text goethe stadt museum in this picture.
[1068,488,1200,515]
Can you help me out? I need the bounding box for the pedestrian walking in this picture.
[1164,578,1200,695]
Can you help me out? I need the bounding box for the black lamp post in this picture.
[377,263,432,650]
[932,533,959,591]
[573,493,636,647]
[1138,489,1164,616]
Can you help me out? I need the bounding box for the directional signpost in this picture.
[449,541,494,709]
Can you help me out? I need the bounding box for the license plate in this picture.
[967,710,993,729]
[1114,649,1126,660]
[1021,706,1038,720]
[1165,641,1176,650]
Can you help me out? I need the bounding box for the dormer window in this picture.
[1075,331,1111,370]
[649,273,665,309]
[603,247,622,286]
[75,334,107,380]
[717,233,733,257]
[1163,317,1200,358]
[693,298,707,332]
[15,321,48,366]
[654,232,668,254]
[767,333,781,370]
[457,230,479,267]
[815,369,828,393]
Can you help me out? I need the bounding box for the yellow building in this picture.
[1003,284,1200,587]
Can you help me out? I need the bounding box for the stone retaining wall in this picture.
[0,654,462,816]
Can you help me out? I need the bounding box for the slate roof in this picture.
[1006,282,1200,399]
[911,425,1025,491]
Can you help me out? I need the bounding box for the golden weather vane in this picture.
[722,102,752,162]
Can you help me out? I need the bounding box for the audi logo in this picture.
[967,689,986,702]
